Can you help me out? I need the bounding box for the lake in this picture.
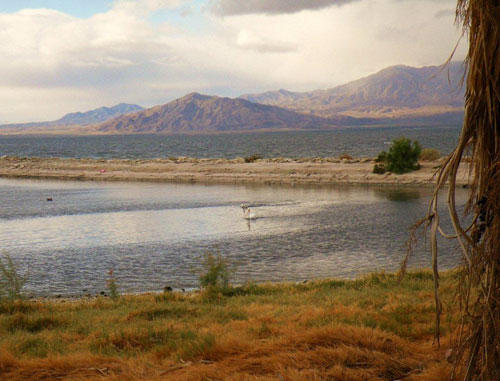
[0,178,465,297]
[0,126,460,159]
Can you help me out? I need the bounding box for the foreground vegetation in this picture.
[0,271,463,381]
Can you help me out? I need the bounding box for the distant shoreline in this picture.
[0,123,456,136]
[0,156,470,186]
[0,122,463,137]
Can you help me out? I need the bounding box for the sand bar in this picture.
[0,156,470,186]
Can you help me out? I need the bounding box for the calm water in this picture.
[0,178,465,297]
[0,126,460,159]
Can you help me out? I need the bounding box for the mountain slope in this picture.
[56,103,144,126]
[95,93,367,133]
[241,62,465,119]
[1,103,144,130]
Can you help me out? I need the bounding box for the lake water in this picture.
[0,178,465,297]
[0,126,460,159]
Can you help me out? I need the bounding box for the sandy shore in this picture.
[0,155,471,186]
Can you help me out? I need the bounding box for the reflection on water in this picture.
[0,178,466,296]
[378,188,422,202]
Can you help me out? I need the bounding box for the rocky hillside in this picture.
[95,93,368,133]
[241,62,465,120]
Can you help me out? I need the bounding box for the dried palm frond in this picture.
[416,1,500,379]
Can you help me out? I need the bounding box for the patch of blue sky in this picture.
[0,0,113,18]
[149,0,208,33]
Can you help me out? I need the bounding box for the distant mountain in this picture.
[95,93,369,134]
[241,62,465,120]
[56,103,144,126]
[1,62,467,136]
[1,103,144,131]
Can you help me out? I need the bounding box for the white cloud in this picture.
[236,29,297,53]
[114,0,186,13]
[198,0,466,89]
[435,8,455,19]
[0,0,466,123]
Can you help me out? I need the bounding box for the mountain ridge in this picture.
[94,92,370,134]
[1,103,144,130]
[0,62,466,135]
[240,62,465,119]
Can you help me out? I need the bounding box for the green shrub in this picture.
[419,148,441,161]
[0,254,26,301]
[375,151,387,163]
[106,269,119,300]
[373,163,387,174]
[375,138,421,174]
[197,252,232,292]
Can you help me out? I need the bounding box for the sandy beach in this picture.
[0,155,470,186]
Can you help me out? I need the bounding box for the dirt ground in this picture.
[0,156,470,186]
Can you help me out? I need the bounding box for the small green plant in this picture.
[419,148,441,161]
[106,269,120,300]
[197,252,232,292]
[0,253,27,301]
[374,137,421,174]
[375,151,387,163]
[373,163,387,174]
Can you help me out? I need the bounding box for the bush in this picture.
[373,163,387,174]
[374,138,421,174]
[386,138,421,174]
[244,154,262,163]
[0,254,26,301]
[419,148,441,161]
[106,269,119,300]
[375,151,387,163]
[197,252,232,292]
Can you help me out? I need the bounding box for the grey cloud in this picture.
[210,0,359,16]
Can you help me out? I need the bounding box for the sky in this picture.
[0,0,466,123]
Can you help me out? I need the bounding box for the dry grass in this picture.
[0,271,461,380]
[419,148,441,161]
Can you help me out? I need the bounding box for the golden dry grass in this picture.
[0,271,462,380]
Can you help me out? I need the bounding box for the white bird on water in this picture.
[241,204,256,220]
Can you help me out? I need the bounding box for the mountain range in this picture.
[94,93,368,134]
[0,62,465,135]
[1,103,143,131]
[241,62,465,120]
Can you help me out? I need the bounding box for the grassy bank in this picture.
[0,271,461,380]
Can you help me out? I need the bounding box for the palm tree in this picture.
[426,1,499,379]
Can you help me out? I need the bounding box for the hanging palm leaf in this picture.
[418,1,500,379]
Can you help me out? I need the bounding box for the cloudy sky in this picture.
[0,0,466,123]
